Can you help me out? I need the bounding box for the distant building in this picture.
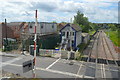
[0,23,14,48]
[58,23,82,50]
[28,22,57,35]
[0,23,2,48]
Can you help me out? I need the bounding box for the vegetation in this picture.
[73,11,98,33]
[105,23,119,47]
[89,30,96,36]
[30,34,61,49]
[108,24,118,31]
[106,30,120,47]
[76,43,87,60]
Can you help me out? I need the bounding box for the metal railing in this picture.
[39,49,68,58]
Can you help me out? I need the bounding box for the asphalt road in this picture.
[1,54,120,78]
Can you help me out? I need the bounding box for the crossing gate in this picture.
[39,49,68,58]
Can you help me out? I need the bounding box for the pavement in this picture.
[0,53,120,78]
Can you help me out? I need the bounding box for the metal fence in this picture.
[39,49,68,58]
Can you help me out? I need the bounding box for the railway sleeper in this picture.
[108,60,115,65]
[89,58,96,63]
[81,57,87,62]
[116,60,120,66]
[98,59,107,64]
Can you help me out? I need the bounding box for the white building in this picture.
[28,22,57,35]
[58,23,82,50]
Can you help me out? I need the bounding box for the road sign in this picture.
[23,59,34,73]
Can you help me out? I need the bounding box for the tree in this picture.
[108,24,117,31]
[52,21,57,23]
[73,11,90,33]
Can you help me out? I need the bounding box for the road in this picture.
[0,53,120,78]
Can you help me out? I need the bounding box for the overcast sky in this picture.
[0,0,119,23]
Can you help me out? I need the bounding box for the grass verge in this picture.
[105,30,120,47]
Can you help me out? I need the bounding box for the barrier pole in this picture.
[33,10,38,78]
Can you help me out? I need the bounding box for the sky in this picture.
[0,0,119,23]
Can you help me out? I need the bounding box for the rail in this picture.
[82,31,100,78]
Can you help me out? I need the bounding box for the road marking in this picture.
[37,67,93,78]
[0,57,22,68]
[1,62,22,67]
[46,58,60,70]
[1,63,94,78]
[101,64,106,78]
[103,64,106,78]
[101,64,103,78]
[75,62,83,80]
[77,62,83,75]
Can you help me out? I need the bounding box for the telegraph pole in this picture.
[5,19,8,49]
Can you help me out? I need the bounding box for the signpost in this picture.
[23,59,34,73]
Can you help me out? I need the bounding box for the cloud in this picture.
[29,2,57,12]
[0,0,118,23]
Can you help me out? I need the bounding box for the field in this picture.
[105,30,120,47]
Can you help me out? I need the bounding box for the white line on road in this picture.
[0,57,22,68]
[101,64,106,78]
[77,62,83,75]
[1,63,94,78]
[1,62,22,67]
[46,58,60,70]
[103,64,106,78]
[75,62,83,80]
[101,64,103,78]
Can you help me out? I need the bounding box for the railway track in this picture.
[102,31,118,67]
[100,31,119,78]
[80,30,119,78]
[82,31,100,78]
[83,31,118,78]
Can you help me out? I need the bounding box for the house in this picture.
[0,23,2,48]
[58,23,82,50]
[0,22,26,48]
[81,33,90,44]
[0,22,14,48]
[28,22,57,35]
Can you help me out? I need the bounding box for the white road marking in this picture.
[46,58,60,70]
[77,62,83,75]
[1,63,94,78]
[0,57,22,68]
[75,62,83,80]
[101,64,106,78]
[101,64,103,78]
[103,64,106,78]
[37,67,83,78]
[1,62,22,67]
